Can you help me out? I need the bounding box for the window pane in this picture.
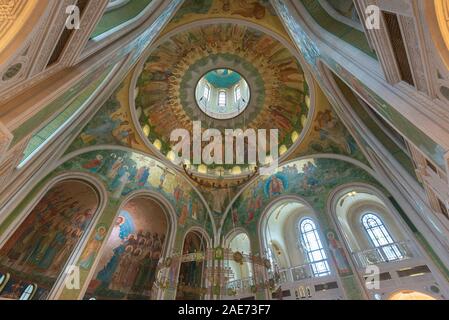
[19,284,35,300]
[299,219,331,277]
[203,85,210,100]
[362,213,403,261]
[235,85,241,101]
[218,91,226,107]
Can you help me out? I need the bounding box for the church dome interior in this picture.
[0,0,449,305]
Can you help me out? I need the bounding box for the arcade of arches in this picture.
[1,0,449,301]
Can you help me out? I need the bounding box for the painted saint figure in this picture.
[327,231,351,276]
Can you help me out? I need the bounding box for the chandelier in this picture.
[182,164,258,189]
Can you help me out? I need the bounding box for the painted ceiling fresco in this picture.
[162,0,291,41]
[66,73,366,218]
[60,150,212,234]
[135,23,308,175]
[67,77,148,154]
[287,84,367,165]
[62,0,369,219]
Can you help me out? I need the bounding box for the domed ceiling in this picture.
[67,0,366,218]
[133,23,310,176]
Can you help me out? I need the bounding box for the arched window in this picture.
[299,219,331,277]
[218,91,226,108]
[362,213,403,261]
[234,85,241,102]
[19,284,37,300]
[203,84,210,101]
[266,245,277,269]
[0,273,9,293]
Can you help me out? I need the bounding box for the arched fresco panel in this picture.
[0,180,99,300]
[83,197,168,300]
[59,149,212,236]
[0,149,213,299]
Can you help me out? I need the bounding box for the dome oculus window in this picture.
[195,68,250,120]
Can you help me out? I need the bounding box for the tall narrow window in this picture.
[382,12,414,86]
[235,85,241,102]
[17,65,115,168]
[266,245,277,269]
[0,273,9,293]
[299,219,331,277]
[362,213,403,261]
[47,0,90,67]
[218,91,226,108]
[203,84,210,101]
[19,284,37,300]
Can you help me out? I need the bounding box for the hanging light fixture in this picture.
[182,164,258,189]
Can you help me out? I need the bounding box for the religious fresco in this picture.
[222,157,379,250]
[309,110,358,154]
[63,2,370,187]
[135,23,308,174]
[46,150,212,299]
[63,0,183,153]
[60,150,210,233]
[91,0,154,39]
[67,74,148,155]
[331,74,419,180]
[0,181,99,300]
[84,197,167,300]
[290,106,365,164]
[325,0,359,20]
[163,0,290,42]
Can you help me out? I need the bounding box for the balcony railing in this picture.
[224,277,255,296]
[352,241,418,268]
[198,97,246,114]
[275,261,332,285]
